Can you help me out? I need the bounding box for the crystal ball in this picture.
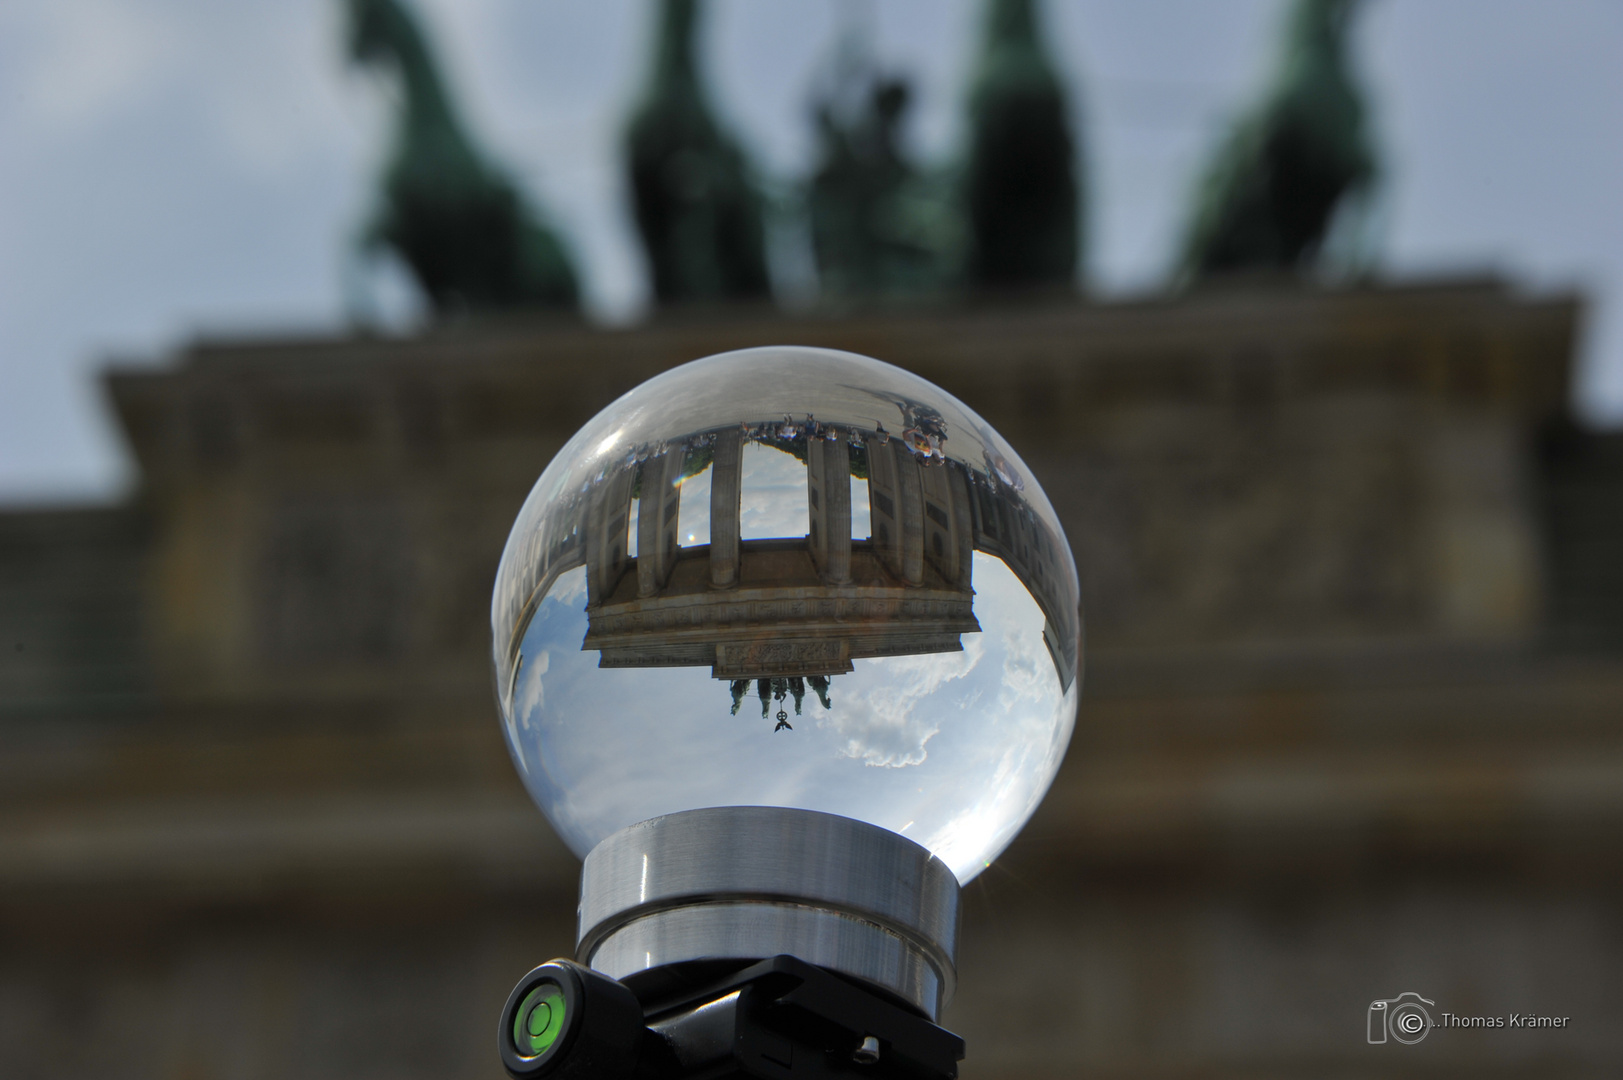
[492,346,1080,882]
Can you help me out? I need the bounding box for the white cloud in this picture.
[995,616,1056,717]
[515,647,549,732]
[2,0,184,133]
[677,466,714,547]
[738,442,810,540]
[1,0,354,177]
[203,1,358,176]
[824,634,985,769]
[549,565,589,608]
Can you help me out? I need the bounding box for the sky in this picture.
[2,0,1621,503]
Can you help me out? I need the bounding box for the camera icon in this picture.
[1368,991,1434,1045]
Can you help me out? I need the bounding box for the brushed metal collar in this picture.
[576,807,960,1018]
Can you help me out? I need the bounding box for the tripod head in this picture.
[500,955,963,1080]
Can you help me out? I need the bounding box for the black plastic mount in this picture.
[646,955,964,1080]
[500,955,964,1080]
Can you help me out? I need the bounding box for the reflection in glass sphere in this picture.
[492,347,1080,883]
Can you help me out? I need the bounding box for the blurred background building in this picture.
[2,0,1622,1077]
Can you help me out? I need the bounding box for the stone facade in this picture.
[3,281,1621,1078]
[583,544,980,678]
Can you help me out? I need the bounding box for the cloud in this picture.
[995,615,1056,716]
[738,442,810,540]
[515,647,550,730]
[549,564,589,608]
[922,677,1078,881]
[3,0,183,132]
[676,467,713,546]
[823,634,985,769]
[2,0,353,175]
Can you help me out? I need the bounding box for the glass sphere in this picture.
[492,347,1080,883]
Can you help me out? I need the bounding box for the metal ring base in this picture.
[575,807,960,1019]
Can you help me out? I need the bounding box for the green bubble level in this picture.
[514,982,567,1056]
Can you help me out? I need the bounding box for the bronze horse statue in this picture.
[961,0,1082,290]
[1178,0,1379,282]
[345,0,578,315]
[624,0,770,305]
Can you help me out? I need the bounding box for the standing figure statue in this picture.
[805,21,960,301]
[962,0,1082,290]
[809,78,918,299]
[625,0,771,305]
[345,0,579,315]
[1176,0,1378,282]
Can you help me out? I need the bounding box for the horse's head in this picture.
[345,0,401,68]
[983,0,1039,50]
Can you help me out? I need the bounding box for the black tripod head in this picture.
[500,955,964,1080]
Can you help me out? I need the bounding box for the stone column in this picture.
[866,437,924,587]
[586,464,635,606]
[807,437,852,584]
[895,444,925,586]
[709,428,743,588]
[921,459,974,588]
[638,449,687,598]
